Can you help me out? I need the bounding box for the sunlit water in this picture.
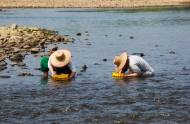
[0,9,190,124]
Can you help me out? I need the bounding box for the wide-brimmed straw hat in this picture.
[113,52,128,73]
[49,49,71,67]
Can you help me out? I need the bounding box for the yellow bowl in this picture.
[52,74,69,80]
[112,72,126,78]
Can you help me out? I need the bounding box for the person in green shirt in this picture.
[40,47,58,78]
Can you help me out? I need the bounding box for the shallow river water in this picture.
[0,9,190,124]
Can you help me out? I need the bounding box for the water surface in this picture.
[0,9,190,124]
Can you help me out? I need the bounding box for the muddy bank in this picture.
[0,24,72,71]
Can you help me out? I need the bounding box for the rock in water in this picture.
[80,64,88,72]
[102,58,107,62]
[30,48,40,54]
[0,75,11,78]
[10,54,24,62]
[18,72,33,76]
[76,33,82,36]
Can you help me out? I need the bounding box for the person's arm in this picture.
[69,72,76,79]
[125,64,142,77]
[48,61,56,76]
[124,72,141,77]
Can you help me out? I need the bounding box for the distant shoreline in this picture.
[1,6,190,12]
[1,0,190,9]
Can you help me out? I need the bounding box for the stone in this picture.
[86,43,92,46]
[155,44,159,47]
[12,47,20,53]
[30,48,40,54]
[169,51,175,54]
[94,63,101,65]
[0,75,11,78]
[54,35,62,42]
[129,36,134,39]
[10,54,24,62]
[11,62,26,67]
[0,66,7,71]
[76,33,82,36]
[18,72,33,76]
[182,66,190,71]
[80,64,88,72]
[132,52,144,57]
[0,60,7,66]
[102,58,107,62]
[23,45,31,49]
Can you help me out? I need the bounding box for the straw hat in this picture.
[49,49,71,67]
[113,52,128,73]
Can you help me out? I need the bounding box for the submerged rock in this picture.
[18,72,33,76]
[0,66,7,71]
[0,60,7,66]
[129,36,134,39]
[76,33,82,36]
[169,51,175,54]
[102,58,107,62]
[10,54,24,62]
[182,66,190,71]
[0,75,11,78]
[30,48,40,54]
[80,64,88,72]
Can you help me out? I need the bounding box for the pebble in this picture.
[169,51,175,54]
[129,36,134,39]
[31,111,41,118]
[0,75,11,78]
[10,62,26,67]
[0,60,7,66]
[30,48,40,54]
[102,58,107,62]
[94,63,101,65]
[155,44,159,47]
[10,54,24,62]
[182,66,190,71]
[80,64,88,72]
[0,66,7,71]
[18,72,33,76]
[132,53,144,57]
[76,33,82,36]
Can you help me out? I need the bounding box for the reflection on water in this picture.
[0,9,190,123]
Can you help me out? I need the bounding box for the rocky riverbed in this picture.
[0,24,72,71]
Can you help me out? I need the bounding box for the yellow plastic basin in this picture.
[52,74,69,80]
[112,72,126,78]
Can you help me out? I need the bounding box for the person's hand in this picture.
[69,72,76,79]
